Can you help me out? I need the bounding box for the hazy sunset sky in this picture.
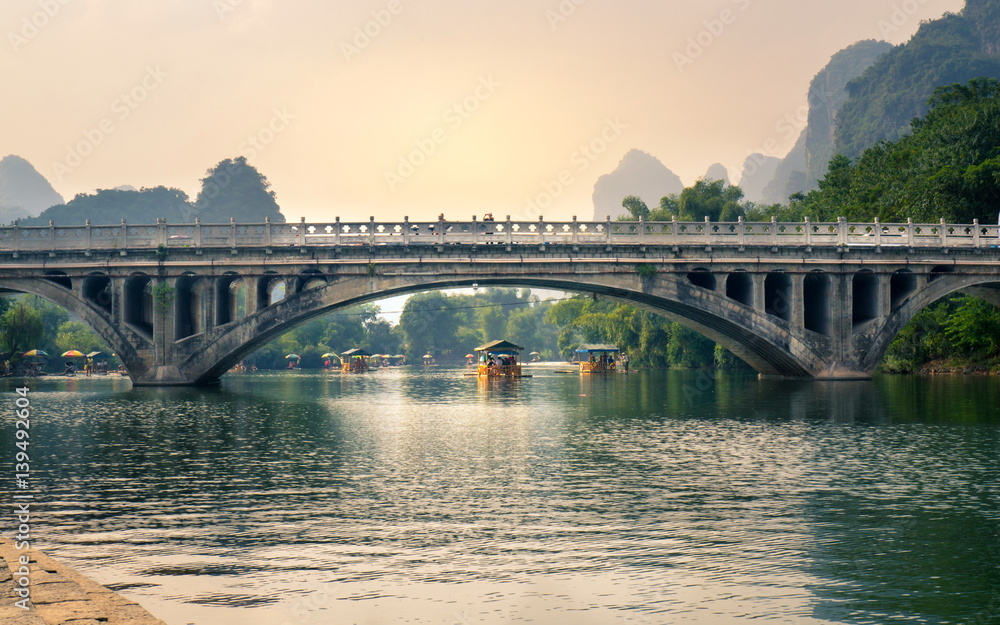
[2,0,963,222]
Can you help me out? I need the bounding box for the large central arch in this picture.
[181,270,827,385]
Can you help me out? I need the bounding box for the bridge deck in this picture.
[2,218,999,252]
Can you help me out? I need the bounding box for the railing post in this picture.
[335,217,342,246]
[402,216,409,245]
[297,216,304,247]
[837,217,847,246]
[472,215,479,245]
[804,216,811,247]
[506,215,513,245]
[606,215,612,245]
[874,217,881,246]
[85,219,92,253]
[638,215,645,242]
[195,218,202,248]
[121,219,128,249]
[571,215,579,244]
[770,215,778,246]
[974,218,981,248]
[704,215,711,245]
[157,217,167,246]
[232,217,238,250]
[907,218,914,247]
[671,215,678,242]
[738,215,745,247]
[265,216,272,247]
[940,218,947,247]
[12,220,19,255]
[49,220,55,250]
[369,215,376,247]
[538,216,545,245]
[437,215,445,244]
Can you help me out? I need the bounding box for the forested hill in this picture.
[835,0,1000,158]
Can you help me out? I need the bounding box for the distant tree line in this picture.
[19,157,284,226]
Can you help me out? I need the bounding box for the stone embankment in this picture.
[0,539,166,625]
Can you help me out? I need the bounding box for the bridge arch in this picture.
[858,273,1000,372]
[180,271,830,385]
[0,276,148,376]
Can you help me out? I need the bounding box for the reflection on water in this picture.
[2,369,998,625]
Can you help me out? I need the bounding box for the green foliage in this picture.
[22,187,193,226]
[544,295,750,370]
[796,78,1000,223]
[635,264,658,279]
[879,295,1000,372]
[398,288,559,361]
[0,299,43,355]
[835,11,1000,159]
[54,321,109,357]
[152,283,175,312]
[195,156,285,223]
[621,195,649,220]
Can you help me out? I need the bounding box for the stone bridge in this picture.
[1,215,999,385]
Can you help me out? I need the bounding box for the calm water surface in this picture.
[3,367,999,625]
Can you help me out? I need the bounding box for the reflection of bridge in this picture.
[2,217,999,386]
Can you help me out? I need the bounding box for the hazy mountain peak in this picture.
[0,155,64,222]
[592,149,684,220]
[703,163,731,185]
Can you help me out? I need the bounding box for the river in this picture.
[3,367,998,625]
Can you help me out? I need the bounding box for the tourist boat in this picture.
[575,344,621,373]
[474,340,531,378]
[341,348,372,373]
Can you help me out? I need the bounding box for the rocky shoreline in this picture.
[0,539,165,625]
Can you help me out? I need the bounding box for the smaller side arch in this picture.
[726,271,753,307]
[43,270,72,290]
[123,273,153,337]
[83,272,113,314]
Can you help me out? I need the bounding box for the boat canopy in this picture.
[341,348,372,357]
[575,344,620,353]
[475,340,525,354]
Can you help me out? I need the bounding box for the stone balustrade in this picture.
[1,216,997,253]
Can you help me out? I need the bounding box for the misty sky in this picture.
[3,0,964,222]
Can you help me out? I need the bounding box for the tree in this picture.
[194,157,285,223]
[55,321,109,356]
[0,300,43,355]
[621,195,649,220]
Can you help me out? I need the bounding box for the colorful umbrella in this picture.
[422,354,433,359]
[23,350,49,357]
[465,354,475,358]
[320,353,337,359]
[529,351,540,355]
[285,354,300,360]
[61,350,86,357]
